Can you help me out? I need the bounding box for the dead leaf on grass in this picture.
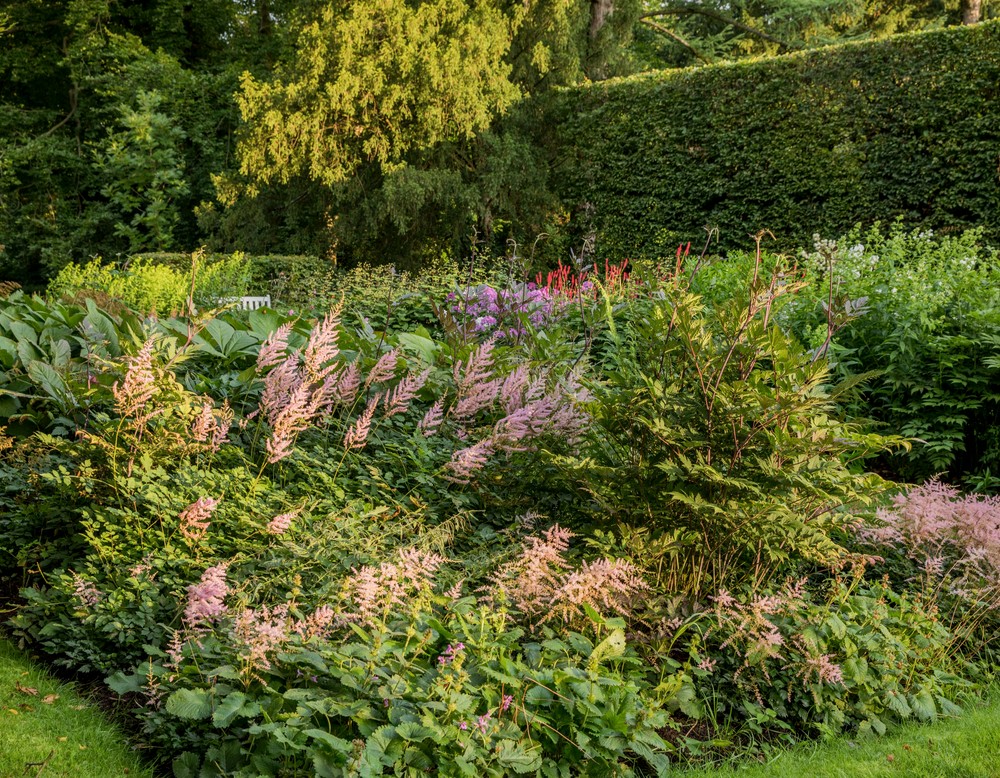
[14,681,38,696]
[41,694,59,704]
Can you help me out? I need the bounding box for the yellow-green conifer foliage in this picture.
[236,0,521,189]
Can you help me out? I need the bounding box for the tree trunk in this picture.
[962,0,982,25]
[589,0,614,41]
[258,0,272,37]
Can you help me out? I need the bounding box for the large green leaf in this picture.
[165,688,212,720]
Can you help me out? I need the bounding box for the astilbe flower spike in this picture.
[383,368,431,418]
[330,362,361,407]
[445,438,495,483]
[488,524,645,629]
[418,398,445,436]
[257,322,293,373]
[346,548,446,626]
[179,497,220,542]
[233,604,291,670]
[343,394,379,450]
[365,348,400,388]
[859,479,1000,599]
[72,573,101,607]
[266,380,322,464]
[265,510,299,535]
[190,402,215,442]
[190,400,233,452]
[112,339,157,417]
[302,309,341,383]
[184,563,229,629]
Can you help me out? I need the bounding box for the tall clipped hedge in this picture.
[536,21,1000,257]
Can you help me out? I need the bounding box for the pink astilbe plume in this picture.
[453,339,496,393]
[449,340,502,422]
[489,524,646,629]
[184,563,229,629]
[209,401,233,452]
[549,558,648,625]
[365,348,400,388]
[451,379,501,421]
[705,579,810,696]
[499,365,543,414]
[346,548,446,626]
[266,380,322,464]
[860,479,1000,600]
[490,370,589,453]
[445,438,495,483]
[179,497,220,542]
[72,573,101,607]
[293,605,336,640]
[190,400,233,452]
[302,309,341,383]
[265,509,299,536]
[112,339,157,417]
[383,368,431,418]
[344,394,379,450]
[330,362,361,407]
[418,398,445,436]
[190,402,215,442]
[257,323,293,373]
[793,640,844,687]
[260,355,303,425]
[233,604,291,670]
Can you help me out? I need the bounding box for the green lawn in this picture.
[0,638,152,778]
[678,700,1000,777]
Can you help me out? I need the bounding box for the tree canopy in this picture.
[0,0,994,281]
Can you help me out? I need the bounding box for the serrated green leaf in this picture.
[165,688,212,720]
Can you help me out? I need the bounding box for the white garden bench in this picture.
[219,295,272,311]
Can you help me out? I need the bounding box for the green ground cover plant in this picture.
[0,637,152,777]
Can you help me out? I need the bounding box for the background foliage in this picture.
[527,20,1000,260]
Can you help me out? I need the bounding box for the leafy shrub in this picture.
[111,550,671,777]
[48,253,251,316]
[676,577,968,743]
[0,291,148,436]
[791,225,1000,485]
[560,256,899,597]
[859,480,1000,660]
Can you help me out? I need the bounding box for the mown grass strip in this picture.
[0,638,152,778]
[678,698,1000,777]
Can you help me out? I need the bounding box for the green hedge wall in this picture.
[538,21,1000,257]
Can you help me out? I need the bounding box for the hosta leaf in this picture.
[106,672,143,695]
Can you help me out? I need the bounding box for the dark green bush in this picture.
[787,225,1000,487]
[531,21,1000,258]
